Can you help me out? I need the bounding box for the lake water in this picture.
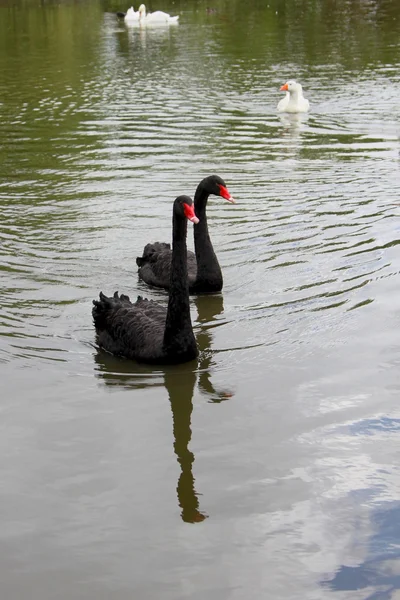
[1,0,400,598]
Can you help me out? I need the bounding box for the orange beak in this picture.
[280,83,289,92]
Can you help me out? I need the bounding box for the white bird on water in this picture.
[117,5,179,24]
[137,4,179,23]
[277,80,310,113]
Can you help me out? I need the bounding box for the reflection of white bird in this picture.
[277,80,310,113]
[137,3,179,23]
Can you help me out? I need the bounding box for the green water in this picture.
[1,1,400,598]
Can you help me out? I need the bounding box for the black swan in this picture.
[92,196,199,364]
[136,175,235,294]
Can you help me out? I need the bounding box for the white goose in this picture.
[277,80,310,113]
[137,3,179,23]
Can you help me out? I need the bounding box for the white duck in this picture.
[277,80,309,113]
[137,3,179,23]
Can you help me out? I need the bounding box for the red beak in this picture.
[218,184,236,204]
[183,203,199,224]
[280,83,289,92]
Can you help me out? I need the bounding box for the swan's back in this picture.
[137,242,197,289]
[93,291,166,362]
[148,10,179,22]
[136,241,170,267]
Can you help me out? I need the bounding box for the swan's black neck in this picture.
[193,183,223,292]
[163,211,197,360]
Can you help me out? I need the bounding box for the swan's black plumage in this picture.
[92,196,198,364]
[136,175,234,294]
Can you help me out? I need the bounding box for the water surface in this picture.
[1,0,400,598]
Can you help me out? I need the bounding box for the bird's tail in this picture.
[92,291,131,329]
[136,242,170,268]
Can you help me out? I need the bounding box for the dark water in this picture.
[1,0,400,598]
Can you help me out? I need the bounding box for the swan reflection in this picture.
[93,292,233,522]
[94,351,207,522]
[165,366,208,523]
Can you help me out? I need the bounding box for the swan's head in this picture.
[202,175,236,204]
[176,195,199,224]
[280,80,303,94]
[138,3,146,16]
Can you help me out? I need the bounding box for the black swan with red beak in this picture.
[136,175,235,294]
[93,196,199,364]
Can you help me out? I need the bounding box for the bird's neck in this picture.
[290,89,302,102]
[193,185,222,289]
[163,216,196,357]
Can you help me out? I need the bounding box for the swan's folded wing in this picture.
[93,292,166,360]
[137,247,173,288]
[136,242,171,267]
[138,248,197,289]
